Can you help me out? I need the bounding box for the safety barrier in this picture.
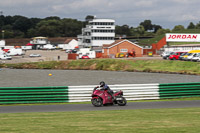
[159,82,200,99]
[1,82,200,104]
[0,86,68,104]
[68,84,160,102]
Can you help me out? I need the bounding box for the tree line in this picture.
[0,15,83,38]
[0,15,200,39]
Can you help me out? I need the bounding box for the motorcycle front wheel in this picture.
[91,98,103,107]
[117,97,127,106]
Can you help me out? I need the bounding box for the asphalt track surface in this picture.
[1,68,200,87]
[1,100,200,113]
[1,69,200,113]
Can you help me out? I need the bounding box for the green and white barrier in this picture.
[1,82,200,104]
[0,86,69,104]
[68,84,160,102]
[159,82,200,99]
[68,82,200,102]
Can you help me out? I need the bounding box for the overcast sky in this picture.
[1,0,200,29]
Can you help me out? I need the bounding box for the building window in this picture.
[91,29,114,33]
[92,22,114,26]
[120,49,128,52]
[92,37,114,40]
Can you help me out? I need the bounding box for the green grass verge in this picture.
[3,59,200,75]
[0,107,200,133]
[138,34,165,45]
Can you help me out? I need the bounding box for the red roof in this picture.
[103,39,143,49]
[26,43,34,46]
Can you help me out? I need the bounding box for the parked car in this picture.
[65,49,72,53]
[182,53,198,61]
[116,53,125,58]
[191,53,200,62]
[72,49,77,53]
[162,52,175,59]
[169,52,186,60]
[161,51,171,57]
[81,55,90,59]
[0,54,12,60]
[29,54,41,57]
[184,53,198,61]
[181,50,200,61]
[179,52,188,60]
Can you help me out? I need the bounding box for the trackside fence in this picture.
[0,86,68,104]
[0,82,200,104]
[68,84,160,102]
[159,82,200,99]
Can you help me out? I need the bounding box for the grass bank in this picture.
[0,107,200,133]
[2,59,200,75]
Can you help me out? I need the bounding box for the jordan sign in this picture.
[166,33,200,42]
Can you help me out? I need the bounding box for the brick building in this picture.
[102,39,143,57]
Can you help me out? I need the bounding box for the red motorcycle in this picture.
[91,87,127,107]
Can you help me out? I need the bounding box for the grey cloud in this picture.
[0,0,200,29]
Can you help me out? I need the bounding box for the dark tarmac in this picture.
[0,100,200,113]
[0,68,200,113]
[0,68,199,87]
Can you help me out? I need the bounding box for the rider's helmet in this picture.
[100,81,105,87]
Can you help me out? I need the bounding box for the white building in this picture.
[77,48,96,59]
[164,44,200,52]
[0,40,5,49]
[62,39,78,50]
[78,18,115,47]
[30,37,50,49]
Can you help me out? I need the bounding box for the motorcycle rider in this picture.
[98,81,115,100]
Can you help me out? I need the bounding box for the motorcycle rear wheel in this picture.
[117,97,127,106]
[91,98,103,107]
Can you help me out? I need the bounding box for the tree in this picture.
[172,25,185,31]
[153,24,162,33]
[115,25,131,36]
[13,30,25,38]
[0,30,14,39]
[45,16,60,20]
[187,22,195,29]
[85,15,94,21]
[13,16,32,33]
[27,28,38,38]
[4,15,14,25]
[156,29,171,35]
[36,19,62,37]
[61,18,82,37]
[30,18,42,28]
[0,15,5,29]
[140,20,153,31]
[136,25,145,35]
[195,21,200,29]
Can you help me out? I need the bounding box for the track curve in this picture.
[1,100,200,113]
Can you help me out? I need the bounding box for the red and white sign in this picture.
[166,33,200,42]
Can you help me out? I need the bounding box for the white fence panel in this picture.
[68,84,159,102]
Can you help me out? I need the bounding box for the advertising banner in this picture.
[166,33,200,42]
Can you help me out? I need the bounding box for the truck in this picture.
[21,46,32,50]
[6,49,23,56]
[42,44,56,50]
[77,48,96,59]
[0,54,12,60]
[0,49,5,55]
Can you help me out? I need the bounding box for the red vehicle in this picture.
[169,52,186,60]
[91,87,127,107]
[126,49,136,58]
[81,55,90,59]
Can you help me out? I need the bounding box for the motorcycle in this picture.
[91,87,127,107]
